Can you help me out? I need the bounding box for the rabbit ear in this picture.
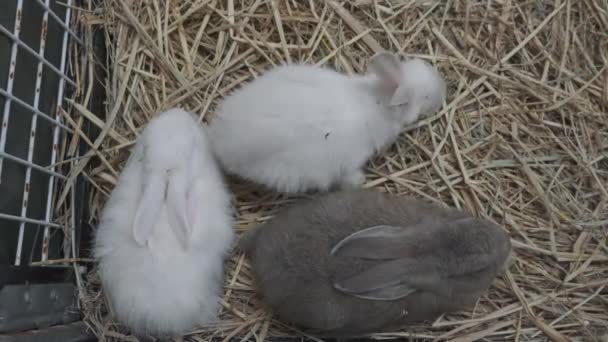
[166,172,192,249]
[182,150,207,246]
[333,257,444,300]
[334,256,497,301]
[368,52,402,90]
[133,173,166,246]
[332,219,504,300]
[331,219,498,267]
[369,52,416,108]
[388,84,415,107]
[331,225,426,259]
[340,283,417,301]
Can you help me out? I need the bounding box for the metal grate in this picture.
[0,0,76,267]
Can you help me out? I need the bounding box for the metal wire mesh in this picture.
[0,0,76,267]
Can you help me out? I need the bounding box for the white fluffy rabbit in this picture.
[207,52,446,192]
[93,108,234,337]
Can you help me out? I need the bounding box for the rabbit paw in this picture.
[341,170,366,189]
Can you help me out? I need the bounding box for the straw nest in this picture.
[67,0,608,341]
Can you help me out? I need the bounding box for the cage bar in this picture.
[1,0,78,266]
[0,25,76,88]
[0,0,24,181]
[0,1,92,337]
[15,0,53,266]
[0,151,67,180]
[43,0,74,262]
[34,0,84,47]
[0,212,64,229]
[0,88,73,132]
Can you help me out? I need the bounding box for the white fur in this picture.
[93,108,234,337]
[207,52,446,192]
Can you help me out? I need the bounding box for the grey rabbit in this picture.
[238,189,512,336]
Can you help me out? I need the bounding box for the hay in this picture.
[68,0,608,341]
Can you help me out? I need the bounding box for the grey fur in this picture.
[240,189,512,336]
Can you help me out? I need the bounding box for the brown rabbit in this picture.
[238,189,512,336]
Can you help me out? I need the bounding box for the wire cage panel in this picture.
[0,0,96,338]
[0,0,74,268]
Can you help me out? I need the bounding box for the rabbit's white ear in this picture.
[133,173,165,246]
[166,174,192,249]
[369,52,401,90]
[388,84,414,107]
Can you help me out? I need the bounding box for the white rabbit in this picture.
[207,52,446,193]
[93,108,234,337]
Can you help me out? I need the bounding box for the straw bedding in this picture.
[67,0,607,341]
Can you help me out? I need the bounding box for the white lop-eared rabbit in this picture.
[207,52,446,192]
[94,108,234,337]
